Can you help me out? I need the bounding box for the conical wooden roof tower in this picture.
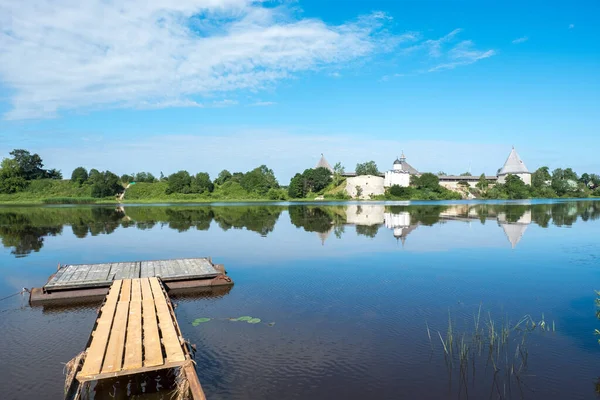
[316,154,333,173]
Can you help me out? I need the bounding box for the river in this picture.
[0,200,599,399]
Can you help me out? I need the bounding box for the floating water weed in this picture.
[191,318,211,326]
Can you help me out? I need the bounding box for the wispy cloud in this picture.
[512,36,529,44]
[0,0,397,120]
[329,72,342,78]
[569,24,575,29]
[428,40,495,72]
[248,101,276,107]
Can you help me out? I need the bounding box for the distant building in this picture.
[497,147,531,185]
[384,152,418,188]
[316,154,334,173]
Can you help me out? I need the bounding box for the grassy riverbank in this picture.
[1,179,598,205]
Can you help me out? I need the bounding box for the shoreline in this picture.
[0,196,598,207]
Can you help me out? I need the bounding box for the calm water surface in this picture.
[0,200,599,399]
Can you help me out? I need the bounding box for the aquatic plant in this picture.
[191,316,273,326]
[428,304,555,399]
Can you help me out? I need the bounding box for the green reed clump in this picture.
[427,304,555,399]
[42,197,98,204]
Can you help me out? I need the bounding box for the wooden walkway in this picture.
[45,258,219,292]
[76,277,199,388]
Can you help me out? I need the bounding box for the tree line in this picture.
[1,149,599,200]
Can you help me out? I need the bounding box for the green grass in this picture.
[41,197,98,204]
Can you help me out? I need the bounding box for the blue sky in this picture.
[0,0,598,181]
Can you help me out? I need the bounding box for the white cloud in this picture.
[512,36,529,44]
[0,0,395,119]
[400,29,494,74]
[569,24,575,29]
[329,72,342,78]
[428,40,495,72]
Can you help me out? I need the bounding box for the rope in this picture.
[0,288,29,302]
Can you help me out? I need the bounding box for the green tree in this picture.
[504,174,530,199]
[45,169,62,179]
[437,171,447,176]
[214,170,232,186]
[166,171,192,194]
[90,171,122,198]
[240,165,279,195]
[9,149,45,180]
[532,166,551,188]
[333,162,345,186]
[88,169,101,182]
[134,172,156,183]
[71,167,89,185]
[303,167,332,193]
[412,173,440,191]
[460,172,471,176]
[476,173,489,191]
[389,184,412,198]
[355,185,363,198]
[121,174,134,183]
[0,158,27,193]
[288,173,305,198]
[191,172,214,194]
[355,161,379,176]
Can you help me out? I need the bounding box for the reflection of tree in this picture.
[0,212,62,257]
[386,205,448,226]
[355,224,380,238]
[213,206,282,236]
[165,208,214,232]
[289,206,335,233]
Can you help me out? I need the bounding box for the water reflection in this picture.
[0,201,599,257]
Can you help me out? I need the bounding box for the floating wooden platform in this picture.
[45,258,220,292]
[66,277,205,399]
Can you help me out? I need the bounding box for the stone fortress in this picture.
[316,147,531,199]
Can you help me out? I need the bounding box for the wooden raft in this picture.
[76,277,201,391]
[45,258,221,292]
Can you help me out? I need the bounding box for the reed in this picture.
[428,306,554,399]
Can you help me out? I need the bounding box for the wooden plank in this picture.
[183,361,207,400]
[120,279,132,302]
[77,360,187,382]
[130,279,141,302]
[101,300,129,373]
[149,278,185,363]
[123,299,142,370]
[45,265,67,287]
[132,262,141,279]
[56,265,77,284]
[142,298,163,367]
[107,263,122,281]
[140,261,154,278]
[73,265,92,282]
[78,280,123,378]
[140,277,153,300]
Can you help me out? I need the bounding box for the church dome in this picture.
[393,158,402,165]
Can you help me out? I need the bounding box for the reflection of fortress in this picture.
[439,206,532,248]
[319,204,532,248]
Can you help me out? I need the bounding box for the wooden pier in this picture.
[66,277,205,399]
[30,257,233,305]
